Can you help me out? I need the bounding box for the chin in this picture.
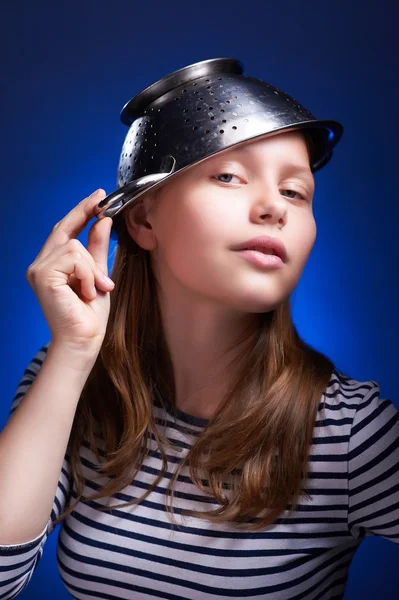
[220,292,288,314]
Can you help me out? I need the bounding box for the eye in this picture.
[280,188,306,201]
[213,172,242,184]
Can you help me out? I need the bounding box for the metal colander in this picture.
[96,57,343,237]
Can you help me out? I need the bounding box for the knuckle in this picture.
[70,250,82,261]
[68,238,82,252]
[25,265,33,280]
[26,264,37,283]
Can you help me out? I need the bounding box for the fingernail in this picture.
[91,188,105,197]
[102,275,114,286]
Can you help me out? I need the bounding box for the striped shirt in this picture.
[1,343,398,600]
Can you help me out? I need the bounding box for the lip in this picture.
[232,236,287,263]
[236,250,284,269]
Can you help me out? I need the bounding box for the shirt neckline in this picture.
[153,395,209,428]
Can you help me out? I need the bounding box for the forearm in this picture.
[0,343,96,545]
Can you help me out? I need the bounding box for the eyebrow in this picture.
[281,165,315,183]
[225,146,315,185]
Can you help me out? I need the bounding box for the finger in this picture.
[44,251,113,299]
[36,238,112,289]
[38,238,95,268]
[50,252,97,301]
[74,259,97,301]
[69,270,112,300]
[37,189,106,261]
[67,273,80,296]
[86,216,113,274]
[72,255,114,298]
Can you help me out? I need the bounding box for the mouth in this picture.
[235,248,284,269]
[241,247,278,256]
[232,235,288,263]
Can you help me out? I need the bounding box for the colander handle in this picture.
[96,155,177,219]
[94,173,168,219]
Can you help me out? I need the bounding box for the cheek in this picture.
[306,218,317,253]
[293,217,317,267]
[154,203,217,271]
[166,201,221,248]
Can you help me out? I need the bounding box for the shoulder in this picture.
[321,367,398,449]
[324,367,381,408]
[312,367,397,446]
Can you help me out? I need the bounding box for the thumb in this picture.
[87,217,113,274]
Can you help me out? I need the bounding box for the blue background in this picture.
[1,0,398,597]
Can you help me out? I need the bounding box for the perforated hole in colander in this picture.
[116,68,341,189]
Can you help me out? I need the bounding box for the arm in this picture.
[0,343,94,544]
[0,343,95,599]
[347,380,399,543]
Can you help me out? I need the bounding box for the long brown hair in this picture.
[54,131,335,532]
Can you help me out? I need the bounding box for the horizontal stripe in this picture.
[0,342,397,600]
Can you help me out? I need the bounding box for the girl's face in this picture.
[125,130,316,314]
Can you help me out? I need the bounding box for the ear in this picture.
[123,193,158,250]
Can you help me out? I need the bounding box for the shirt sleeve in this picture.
[0,343,73,599]
[347,380,399,543]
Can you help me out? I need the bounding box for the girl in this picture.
[1,58,398,600]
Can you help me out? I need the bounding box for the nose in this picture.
[250,185,287,226]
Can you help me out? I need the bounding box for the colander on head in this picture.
[95,57,343,239]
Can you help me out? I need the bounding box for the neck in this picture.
[158,290,259,419]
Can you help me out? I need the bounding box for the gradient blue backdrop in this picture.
[1,0,398,598]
